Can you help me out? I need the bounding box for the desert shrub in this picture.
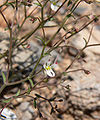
[0,0,100,119]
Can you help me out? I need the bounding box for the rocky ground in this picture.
[0,1,100,120]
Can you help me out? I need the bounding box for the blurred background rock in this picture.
[0,0,100,120]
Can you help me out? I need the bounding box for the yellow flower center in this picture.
[53,2,57,5]
[45,66,51,70]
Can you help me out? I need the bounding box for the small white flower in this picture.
[50,0,62,11]
[43,59,58,77]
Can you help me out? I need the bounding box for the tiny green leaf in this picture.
[62,72,67,76]
[2,99,11,103]
[28,77,34,88]
[4,27,9,31]
[94,16,99,22]
[43,52,51,57]
[16,89,20,96]
[33,98,37,109]
[27,87,31,94]
[66,14,71,19]
[33,2,42,7]
[1,72,6,84]
[7,3,15,9]
[67,0,72,6]
[50,17,55,21]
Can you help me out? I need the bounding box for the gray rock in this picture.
[74,1,92,15]
[0,31,62,69]
[22,111,32,120]
[19,102,30,111]
[28,106,34,113]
